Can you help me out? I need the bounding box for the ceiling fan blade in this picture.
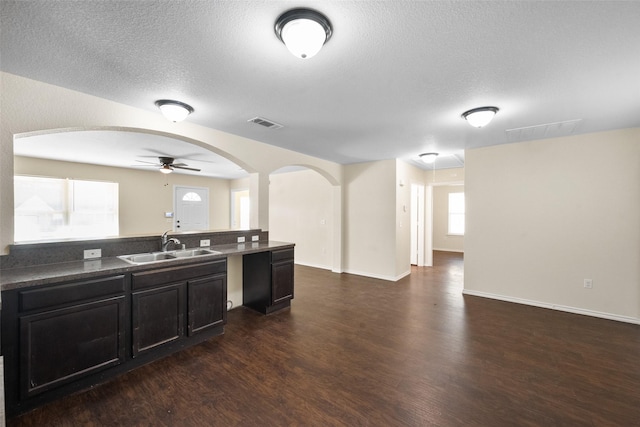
[171,162,189,167]
[135,159,158,165]
[173,165,201,172]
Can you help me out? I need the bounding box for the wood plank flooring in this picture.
[7,251,640,426]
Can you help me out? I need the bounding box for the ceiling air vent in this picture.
[248,117,284,130]
[505,119,581,143]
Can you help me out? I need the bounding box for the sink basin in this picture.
[118,248,222,265]
[118,252,176,264]
[172,249,221,258]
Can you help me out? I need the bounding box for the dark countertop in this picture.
[0,241,294,291]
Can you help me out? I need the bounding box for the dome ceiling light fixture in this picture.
[275,8,332,59]
[155,99,194,122]
[419,152,439,164]
[462,106,499,128]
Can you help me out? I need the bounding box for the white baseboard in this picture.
[295,262,409,282]
[342,269,411,282]
[294,261,332,271]
[433,248,464,253]
[463,289,640,325]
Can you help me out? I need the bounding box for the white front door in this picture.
[174,186,209,232]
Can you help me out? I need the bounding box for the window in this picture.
[14,176,118,242]
[182,192,202,202]
[448,192,465,235]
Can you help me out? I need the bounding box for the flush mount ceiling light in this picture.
[419,153,439,164]
[155,100,194,122]
[462,106,499,128]
[275,8,332,59]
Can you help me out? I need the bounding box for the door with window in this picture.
[174,186,209,231]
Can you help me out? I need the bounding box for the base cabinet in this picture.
[243,248,294,314]
[132,284,185,357]
[20,295,126,398]
[2,259,227,418]
[188,274,227,335]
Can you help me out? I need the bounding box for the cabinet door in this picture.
[187,274,227,336]
[132,283,185,357]
[271,260,294,304]
[19,296,126,398]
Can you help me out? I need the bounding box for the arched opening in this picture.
[12,127,253,241]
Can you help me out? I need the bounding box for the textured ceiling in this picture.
[2,1,639,175]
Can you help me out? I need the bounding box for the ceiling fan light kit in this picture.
[136,156,201,174]
[155,99,194,122]
[462,106,499,128]
[275,8,332,59]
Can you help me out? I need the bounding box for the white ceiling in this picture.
[2,1,639,176]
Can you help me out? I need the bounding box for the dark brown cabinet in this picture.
[271,250,294,305]
[188,274,226,336]
[131,259,227,356]
[20,296,126,397]
[3,258,228,417]
[243,247,294,314]
[5,275,127,403]
[132,283,185,357]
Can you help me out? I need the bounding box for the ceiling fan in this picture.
[135,156,201,174]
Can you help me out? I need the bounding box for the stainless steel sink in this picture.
[172,248,220,258]
[118,248,222,265]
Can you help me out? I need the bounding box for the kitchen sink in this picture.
[118,248,222,265]
[172,248,220,258]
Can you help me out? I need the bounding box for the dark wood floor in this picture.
[8,251,640,426]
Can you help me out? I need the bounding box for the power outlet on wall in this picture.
[584,278,593,289]
[83,249,102,259]
[237,236,245,243]
[252,235,259,241]
[200,239,210,247]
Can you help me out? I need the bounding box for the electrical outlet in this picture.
[584,279,593,289]
[200,239,210,247]
[252,235,259,241]
[83,249,101,259]
[237,236,245,243]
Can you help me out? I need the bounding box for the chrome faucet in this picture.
[161,230,181,252]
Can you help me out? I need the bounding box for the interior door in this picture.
[174,186,209,231]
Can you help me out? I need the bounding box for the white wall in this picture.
[343,160,398,280]
[14,156,231,236]
[269,169,333,270]
[433,185,465,252]
[464,128,640,323]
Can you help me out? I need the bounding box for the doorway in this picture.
[410,184,425,266]
[174,186,209,231]
[230,188,250,229]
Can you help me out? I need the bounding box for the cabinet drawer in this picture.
[132,259,227,290]
[19,275,126,312]
[271,248,294,263]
